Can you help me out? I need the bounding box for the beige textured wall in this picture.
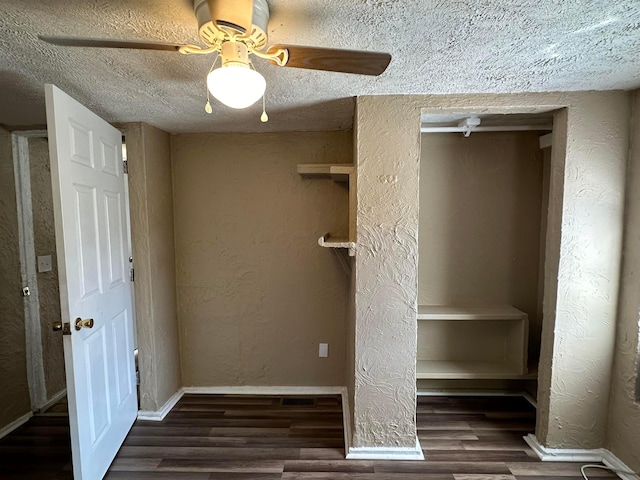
[419,132,544,362]
[124,123,182,411]
[28,137,65,399]
[0,126,32,429]
[606,89,640,472]
[352,92,628,450]
[353,97,420,448]
[172,131,351,387]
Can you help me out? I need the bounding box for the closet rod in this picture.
[420,124,552,133]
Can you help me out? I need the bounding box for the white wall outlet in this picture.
[319,343,329,358]
[37,255,53,273]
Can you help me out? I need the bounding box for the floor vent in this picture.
[281,397,317,407]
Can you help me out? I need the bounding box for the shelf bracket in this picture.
[318,233,356,257]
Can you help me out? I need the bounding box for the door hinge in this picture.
[130,268,135,282]
[123,160,129,174]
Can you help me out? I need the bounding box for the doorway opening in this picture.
[10,131,138,418]
[416,112,554,403]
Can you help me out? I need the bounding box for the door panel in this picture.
[46,84,137,480]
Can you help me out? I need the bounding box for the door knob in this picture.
[75,317,94,331]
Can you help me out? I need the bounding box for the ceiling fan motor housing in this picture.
[193,0,269,50]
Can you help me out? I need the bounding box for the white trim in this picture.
[0,412,33,440]
[340,387,352,458]
[137,388,185,421]
[182,386,345,395]
[346,439,425,461]
[37,388,67,413]
[539,132,553,149]
[602,450,640,480]
[525,434,640,479]
[524,434,605,462]
[12,132,48,410]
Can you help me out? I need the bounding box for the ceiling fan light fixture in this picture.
[207,63,266,109]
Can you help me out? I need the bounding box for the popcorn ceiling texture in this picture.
[0,1,639,133]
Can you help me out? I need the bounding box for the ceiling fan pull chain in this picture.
[204,55,222,114]
[261,93,268,123]
[246,61,268,122]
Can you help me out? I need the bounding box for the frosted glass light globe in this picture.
[207,64,266,109]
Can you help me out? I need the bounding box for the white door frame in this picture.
[12,129,48,411]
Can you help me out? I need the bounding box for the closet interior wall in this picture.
[418,127,549,392]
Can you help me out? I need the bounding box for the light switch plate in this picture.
[37,255,52,273]
[319,343,329,358]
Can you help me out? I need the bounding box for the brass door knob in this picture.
[53,322,62,332]
[75,318,94,331]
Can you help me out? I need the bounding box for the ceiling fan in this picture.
[39,0,392,116]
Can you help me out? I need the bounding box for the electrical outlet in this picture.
[319,343,329,358]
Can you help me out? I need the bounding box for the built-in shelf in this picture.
[417,360,537,380]
[418,305,528,321]
[296,163,354,183]
[298,163,357,259]
[417,305,530,380]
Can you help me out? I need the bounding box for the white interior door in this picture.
[45,84,137,480]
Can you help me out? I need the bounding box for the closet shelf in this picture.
[418,305,528,321]
[297,163,354,183]
[416,304,530,380]
[318,233,356,257]
[417,360,537,380]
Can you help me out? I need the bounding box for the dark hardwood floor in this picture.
[0,394,619,479]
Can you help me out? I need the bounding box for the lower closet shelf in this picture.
[416,360,537,380]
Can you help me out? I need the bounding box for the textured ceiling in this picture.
[0,0,639,133]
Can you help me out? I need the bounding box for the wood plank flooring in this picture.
[0,394,619,479]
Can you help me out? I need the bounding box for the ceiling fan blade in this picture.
[267,44,391,76]
[38,35,186,52]
[206,0,254,35]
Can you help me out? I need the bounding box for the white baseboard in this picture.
[602,451,640,480]
[525,434,639,480]
[137,388,184,421]
[37,388,67,413]
[346,439,425,460]
[182,386,344,396]
[340,387,352,461]
[0,412,33,440]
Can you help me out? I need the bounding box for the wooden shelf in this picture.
[297,164,354,183]
[416,304,530,381]
[298,163,357,259]
[418,305,528,321]
[318,233,356,257]
[417,360,537,380]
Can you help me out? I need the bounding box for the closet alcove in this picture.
[417,113,553,397]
